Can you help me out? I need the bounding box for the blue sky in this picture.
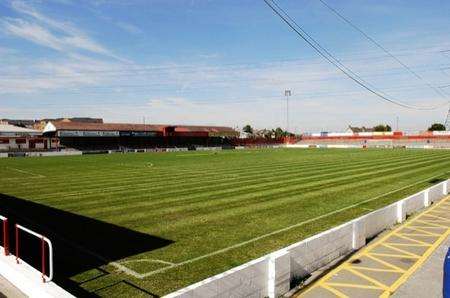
[1,0,450,132]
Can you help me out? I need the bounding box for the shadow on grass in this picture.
[428,177,445,184]
[0,193,173,297]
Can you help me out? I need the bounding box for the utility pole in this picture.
[284,90,291,133]
[396,116,399,131]
[445,107,450,131]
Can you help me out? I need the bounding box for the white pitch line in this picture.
[176,153,214,157]
[119,259,175,266]
[5,167,46,178]
[120,172,448,279]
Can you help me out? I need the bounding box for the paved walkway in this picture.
[297,196,450,298]
[0,274,26,298]
[392,234,449,298]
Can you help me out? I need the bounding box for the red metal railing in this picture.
[15,224,53,283]
[0,215,9,255]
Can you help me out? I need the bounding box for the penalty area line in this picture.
[5,167,46,178]
[120,172,448,279]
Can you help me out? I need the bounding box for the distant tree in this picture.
[373,124,392,132]
[428,123,446,131]
[242,124,253,134]
[274,127,285,138]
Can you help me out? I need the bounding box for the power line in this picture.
[317,0,449,101]
[262,0,447,110]
[0,44,447,80]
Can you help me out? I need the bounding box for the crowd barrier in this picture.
[166,180,449,298]
[0,216,73,297]
[26,151,82,157]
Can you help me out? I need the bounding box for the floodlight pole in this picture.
[445,107,450,131]
[285,90,291,133]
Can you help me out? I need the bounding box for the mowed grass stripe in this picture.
[1,151,403,197]
[1,150,327,187]
[38,152,440,211]
[1,150,436,194]
[107,157,450,227]
[0,150,413,196]
[1,149,449,296]
[67,153,448,214]
[119,162,450,263]
[25,152,441,205]
[106,158,450,229]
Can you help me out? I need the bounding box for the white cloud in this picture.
[2,0,121,60]
[115,21,142,35]
[1,1,449,132]
[2,18,65,50]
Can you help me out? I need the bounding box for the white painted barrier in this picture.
[27,151,82,157]
[0,153,7,158]
[363,204,397,239]
[165,180,449,298]
[196,146,222,151]
[403,192,426,215]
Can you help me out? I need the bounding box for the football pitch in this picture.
[0,148,449,297]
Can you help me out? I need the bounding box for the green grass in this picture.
[0,148,449,296]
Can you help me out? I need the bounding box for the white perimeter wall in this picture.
[165,180,449,298]
[27,151,82,157]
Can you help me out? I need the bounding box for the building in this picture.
[0,119,38,128]
[346,125,375,133]
[1,117,104,131]
[0,124,56,151]
[43,121,239,150]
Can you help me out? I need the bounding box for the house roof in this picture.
[45,121,165,132]
[0,124,41,135]
[348,125,374,133]
[43,121,237,134]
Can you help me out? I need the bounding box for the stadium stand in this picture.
[43,121,239,151]
[293,131,450,148]
[0,124,57,152]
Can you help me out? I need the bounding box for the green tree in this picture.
[428,123,446,131]
[274,127,285,138]
[242,124,253,134]
[373,124,392,132]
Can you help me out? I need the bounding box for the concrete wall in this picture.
[403,192,426,215]
[429,182,445,203]
[165,180,448,298]
[27,151,82,157]
[166,257,269,298]
[363,204,398,239]
[288,222,354,279]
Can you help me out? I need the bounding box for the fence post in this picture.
[396,200,405,223]
[3,219,9,256]
[444,181,448,196]
[15,225,19,264]
[267,250,290,298]
[352,219,365,250]
[424,189,430,207]
[41,237,46,283]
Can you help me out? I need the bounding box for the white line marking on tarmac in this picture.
[113,172,447,279]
